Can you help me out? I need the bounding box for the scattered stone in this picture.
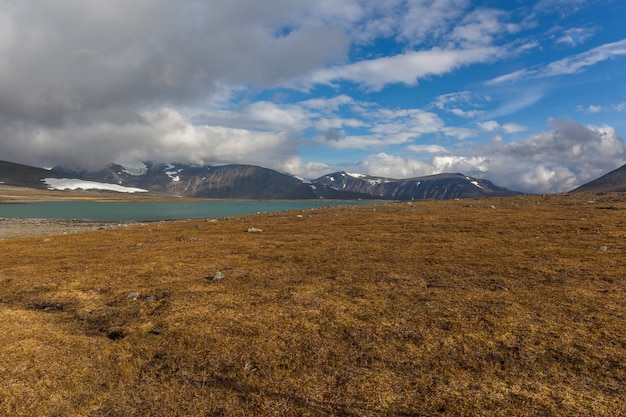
[247,227,263,233]
[244,362,258,372]
[598,246,608,252]
[296,214,303,218]
[149,328,161,335]
[212,271,225,281]
[126,291,141,300]
[43,238,52,242]
[145,295,157,302]
[195,225,202,230]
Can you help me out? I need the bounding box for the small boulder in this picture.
[211,271,225,282]
[126,291,141,300]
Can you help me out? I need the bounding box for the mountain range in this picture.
[4,159,625,200]
[57,161,519,200]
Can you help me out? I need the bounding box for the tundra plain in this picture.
[0,193,625,416]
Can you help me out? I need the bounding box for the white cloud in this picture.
[576,103,626,114]
[356,120,626,193]
[405,144,449,154]
[1,107,299,171]
[442,127,477,140]
[485,69,532,85]
[197,101,312,132]
[451,108,485,118]
[359,153,435,178]
[306,46,502,90]
[555,27,595,46]
[399,0,470,44]
[487,39,626,84]
[450,8,518,47]
[502,123,528,134]
[478,120,500,132]
[431,91,488,118]
[478,120,527,134]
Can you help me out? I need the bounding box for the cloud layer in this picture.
[0,0,625,193]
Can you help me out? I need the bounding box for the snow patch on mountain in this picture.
[164,164,183,182]
[119,162,148,176]
[346,172,365,179]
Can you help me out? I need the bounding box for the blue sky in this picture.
[1,0,625,193]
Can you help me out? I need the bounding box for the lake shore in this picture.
[0,217,138,239]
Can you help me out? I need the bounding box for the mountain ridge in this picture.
[1,159,521,200]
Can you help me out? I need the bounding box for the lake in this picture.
[0,200,381,221]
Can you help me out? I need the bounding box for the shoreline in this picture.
[0,217,138,239]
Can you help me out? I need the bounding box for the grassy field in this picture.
[0,193,625,416]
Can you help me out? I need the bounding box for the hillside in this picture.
[0,160,76,189]
[0,193,624,416]
[571,164,626,193]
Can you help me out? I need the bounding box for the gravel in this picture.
[0,218,136,239]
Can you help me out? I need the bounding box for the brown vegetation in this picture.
[0,193,625,416]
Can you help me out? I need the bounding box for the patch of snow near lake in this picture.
[42,178,148,193]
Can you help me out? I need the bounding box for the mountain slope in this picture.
[571,164,626,193]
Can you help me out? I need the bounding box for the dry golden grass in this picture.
[0,193,625,416]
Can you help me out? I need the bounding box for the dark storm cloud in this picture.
[0,0,351,169]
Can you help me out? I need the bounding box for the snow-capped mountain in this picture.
[70,162,521,200]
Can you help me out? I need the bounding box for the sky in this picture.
[1,0,626,193]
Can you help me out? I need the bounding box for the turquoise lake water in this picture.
[0,200,380,221]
